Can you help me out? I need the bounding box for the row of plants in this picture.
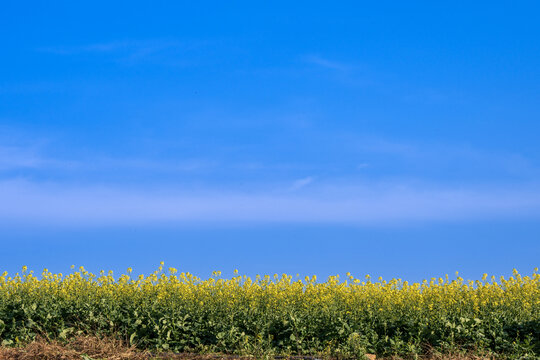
[0,265,538,358]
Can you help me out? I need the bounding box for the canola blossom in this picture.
[0,265,539,359]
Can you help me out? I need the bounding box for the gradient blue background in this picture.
[1,1,539,281]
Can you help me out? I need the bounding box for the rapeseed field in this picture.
[0,264,538,359]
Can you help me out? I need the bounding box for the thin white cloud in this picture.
[0,145,76,170]
[0,145,41,169]
[304,55,349,71]
[351,135,539,176]
[0,142,214,173]
[40,40,182,55]
[353,137,418,156]
[37,39,195,66]
[1,179,539,226]
[290,176,314,191]
[2,134,539,228]
[84,157,216,173]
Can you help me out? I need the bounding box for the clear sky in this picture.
[1,1,539,281]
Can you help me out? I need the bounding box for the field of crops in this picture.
[0,265,538,359]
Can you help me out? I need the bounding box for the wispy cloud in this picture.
[0,145,42,169]
[350,135,539,177]
[1,179,539,226]
[40,39,181,55]
[303,55,350,71]
[0,145,75,171]
[357,163,370,169]
[0,141,214,174]
[290,176,314,191]
[37,39,196,65]
[2,133,539,227]
[84,157,216,173]
[356,137,418,156]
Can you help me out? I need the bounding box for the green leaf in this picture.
[2,339,13,346]
[130,332,137,345]
[59,327,74,339]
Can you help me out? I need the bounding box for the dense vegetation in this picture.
[0,265,538,359]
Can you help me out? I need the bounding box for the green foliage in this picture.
[0,266,538,359]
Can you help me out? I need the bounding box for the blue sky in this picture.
[1,1,539,281]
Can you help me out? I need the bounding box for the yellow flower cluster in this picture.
[0,266,538,358]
